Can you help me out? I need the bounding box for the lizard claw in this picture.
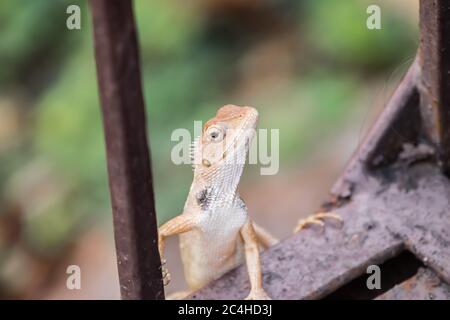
[161,259,171,286]
[245,289,271,300]
[294,212,343,233]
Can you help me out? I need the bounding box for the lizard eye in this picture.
[206,126,225,142]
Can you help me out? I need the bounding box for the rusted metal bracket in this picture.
[191,0,450,300]
[418,0,450,175]
[191,159,450,299]
[89,0,164,299]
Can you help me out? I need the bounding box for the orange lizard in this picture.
[158,104,341,300]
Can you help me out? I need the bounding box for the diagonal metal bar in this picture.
[89,0,164,299]
[419,0,450,175]
[331,60,421,200]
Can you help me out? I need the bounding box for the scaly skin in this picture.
[158,105,277,300]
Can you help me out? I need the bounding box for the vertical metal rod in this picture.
[419,0,450,174]
[89,0,164,299]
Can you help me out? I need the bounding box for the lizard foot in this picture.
[161,259,171,286]
[293,212,342,233]
[245,289,271,300]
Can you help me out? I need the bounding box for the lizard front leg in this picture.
[240,219,271,300]
[158,213,200,286]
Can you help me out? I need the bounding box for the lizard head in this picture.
[192,104,258,190]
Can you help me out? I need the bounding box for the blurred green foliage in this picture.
[0,0,417,258]
[0,0,78,91]
[304,0,417,71]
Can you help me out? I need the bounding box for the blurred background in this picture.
[0,0,418,299]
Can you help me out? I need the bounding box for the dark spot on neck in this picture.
[196,187,211,210]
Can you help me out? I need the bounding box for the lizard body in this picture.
[158,105,276,300]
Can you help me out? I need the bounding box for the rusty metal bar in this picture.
[190,200,405,299]
[419,0,450,174]
[89,0,164,299]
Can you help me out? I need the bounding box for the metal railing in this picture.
[90,0,164,300]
